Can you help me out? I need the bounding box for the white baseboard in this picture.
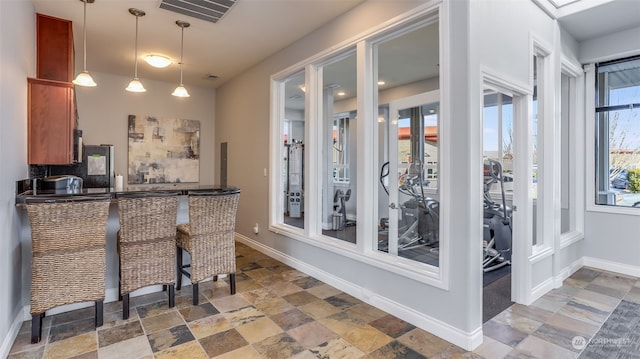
[553,257,584,289]
[582,257,640,278]
[235,233,481,350]
[1,307,27,359]
[530,277,555,304]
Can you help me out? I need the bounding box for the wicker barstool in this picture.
[26,195,112,344]
[177,189,240,305]
[117,192,179,319]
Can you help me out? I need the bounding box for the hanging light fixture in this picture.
[144,54,172,68]
[72,0,97,87]
[172,20,190,98]
[126,8,146,92]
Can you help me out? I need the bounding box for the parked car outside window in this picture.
[611,170,629,190]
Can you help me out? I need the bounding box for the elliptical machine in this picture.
[378,161,439,251]
[483,158,512,272]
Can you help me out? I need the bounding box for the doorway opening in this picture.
[482,90,514,322]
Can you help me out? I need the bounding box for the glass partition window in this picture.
[560,73,571,233]
[375,20,440,268]
[531,54,543,246]
[595,56,640,207]
[270,9,443,281]
[282,72,306,229]
[320,52,358,242]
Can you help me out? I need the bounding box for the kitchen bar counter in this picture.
[16,184,240,204]
[15,183,240,316]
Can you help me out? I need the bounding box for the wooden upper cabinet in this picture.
[28,78,75,165]
[37,14,73,82]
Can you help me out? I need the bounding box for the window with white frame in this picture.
[559,61,585,242]
[270,8,443,282]
[595,56,640,207]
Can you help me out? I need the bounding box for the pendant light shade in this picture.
[172,20,190,98]
[171,85,189,97]
[126,8,146,92]
[72,0,97,87]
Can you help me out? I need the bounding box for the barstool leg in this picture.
[168,285,175,308]
[192,283,199,305]
[176,247,183,291]
[230,273,236,295]
[95,300,104,327]
[123,294,130,320]
[118,250,123,301]
[31,313,42,344]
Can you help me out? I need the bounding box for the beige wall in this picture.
[74,71,217,185]
[1,0,34,354]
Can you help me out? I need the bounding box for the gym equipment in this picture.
[378,161,439,251]
[287,140,303,218]
[483,158,512,272]
[332,188,355,230]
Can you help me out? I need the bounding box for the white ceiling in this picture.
[553,0,640,42]
[31,0,364,89]
[30,0,640,92]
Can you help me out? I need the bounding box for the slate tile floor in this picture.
[8,243,640,358]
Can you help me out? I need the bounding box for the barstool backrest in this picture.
[26,195,112,254]
[187,190,240,236]
[117,192,180,243]
[25,195,112,319]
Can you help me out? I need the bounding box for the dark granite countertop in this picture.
[16,184,240,204]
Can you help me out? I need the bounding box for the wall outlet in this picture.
[253,223,259,234]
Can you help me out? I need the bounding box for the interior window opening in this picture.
[560,73,571,233]
[282,72,306,229]
[531,53,543,247]
[375,19,441,268]
[321,51,358,243]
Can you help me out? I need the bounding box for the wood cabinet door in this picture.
[28,78,75,165]
[36,14,73,82]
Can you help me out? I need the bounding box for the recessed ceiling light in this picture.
[378,80,386,86]
[337,91,346,96]
[144,54,172,68]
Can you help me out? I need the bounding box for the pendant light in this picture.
[125,8,146,92]
[72,0,97,87]
[172,20,190,98]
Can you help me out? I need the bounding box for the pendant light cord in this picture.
[82,0,87,71]
[179,26,184,85]
[134,14,139,78]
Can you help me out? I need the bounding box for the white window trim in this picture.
[530,34,555,257]
[268,1,448,289]
[558,57,585,247]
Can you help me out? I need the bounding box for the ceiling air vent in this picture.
[159,0,237,23]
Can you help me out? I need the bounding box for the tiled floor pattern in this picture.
[8,242,640,358]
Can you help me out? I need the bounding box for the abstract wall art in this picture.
[128,114,200,184]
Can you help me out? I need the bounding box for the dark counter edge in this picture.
[16,181,240,204]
